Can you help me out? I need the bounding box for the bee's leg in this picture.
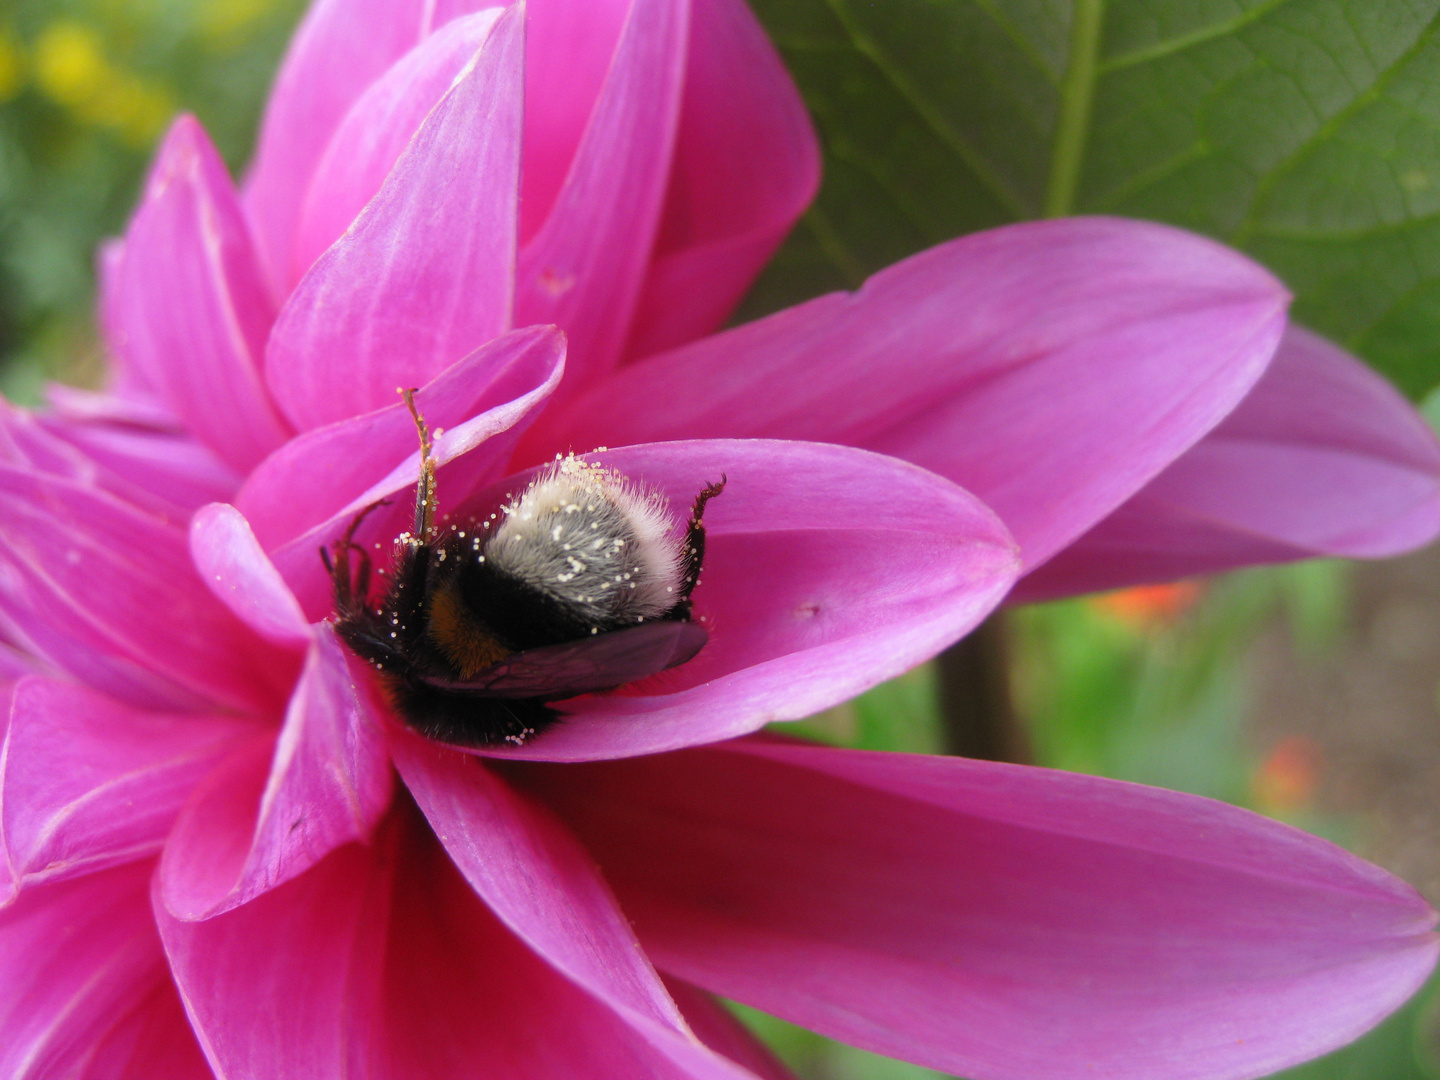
[675,475,726,610]
[351,545,374,610]
[323,539,354,613]
[324,498,391,613]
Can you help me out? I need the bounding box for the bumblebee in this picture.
[326,390,723,747]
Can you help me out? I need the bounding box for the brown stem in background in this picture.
[937,613,1031,763]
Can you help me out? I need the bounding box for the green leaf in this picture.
[742,0,1440,398]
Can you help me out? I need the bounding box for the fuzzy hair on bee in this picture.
[325,389,723,748]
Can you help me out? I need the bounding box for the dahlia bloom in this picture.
[1,1,1438,1079]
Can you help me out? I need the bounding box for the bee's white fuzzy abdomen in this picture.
[486,456,683,625]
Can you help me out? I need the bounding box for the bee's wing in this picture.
[420,620,708,699]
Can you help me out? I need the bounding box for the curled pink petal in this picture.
[1016,325,1440,599]
[2,677,256,893]
[291,10,505,280]
[514,0,689,394]
[532,218,1288,570]
[523,737,1440,1080]
[244,0,487,291]
[191,503,311,647]
[0,467,287,714]
[664,977,800,1080]
[266,5,524,430]
[241,324,564,556]
[625,0,820,360]
[115,117,292,472]
[158,625,392,918]
[463,440,1018,761]
[0,863,168,1079]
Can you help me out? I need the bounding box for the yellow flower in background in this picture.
[32,22,106,108]
[33,19,173,148]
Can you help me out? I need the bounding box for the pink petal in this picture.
[45,384,180,430]
[0,863,168,1080]
[624,0,820,360]
[664,978,800,1080]
[95,239,157,403]
[158,808,766,1078]
[1016,325,1440,600]
[243,0,488,291]
[155,824,391,1078]
[513,0,688,395]
[395,739,684,1025]
[0,399,118,488]
[458,440,1018,761]
[266,5,524,430]
[522,738,1440,1080]
[77,980,211,1080]
[191,503,311,647]
[115,117,292,472]
[519,0,631,242]
[0,400,239,525]
[241,324,564,557]
[36,414,241,519]
[291,10,505,280]
[0,682,14,904]
[2,676,257,893]
[397,741,779,1078]
[0,467,288,714]
[0,647,37,687]
[157,625,392,919]
[530,218,1288,570]
[96,237,126,365]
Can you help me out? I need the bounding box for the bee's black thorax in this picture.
[331,533,562,747]
[446,545,608,650]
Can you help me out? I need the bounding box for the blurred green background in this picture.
[0,0,303,403]
[1,1,1437,1077]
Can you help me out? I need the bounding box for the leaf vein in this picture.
[1232,10,1440,245]
[967,0,1063,86]
[1099,0,1298,73]
[820,0,1034,219]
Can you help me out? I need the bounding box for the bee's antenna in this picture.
[401,387,437,540]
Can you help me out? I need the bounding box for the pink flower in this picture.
[1,2,1438,1079]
